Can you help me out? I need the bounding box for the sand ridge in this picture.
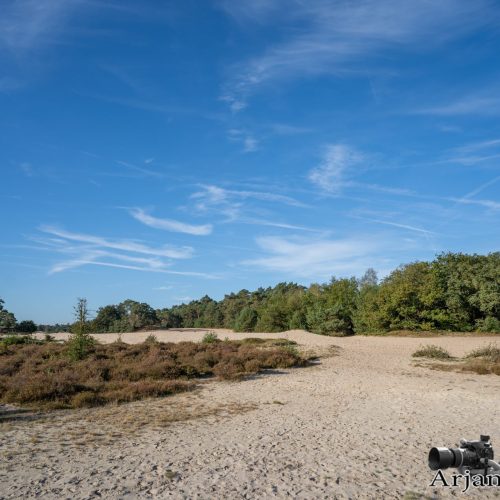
[1,330,500,498]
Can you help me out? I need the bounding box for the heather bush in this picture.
[0,338,306,409]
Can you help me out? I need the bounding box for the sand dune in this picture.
[2,330,500,498]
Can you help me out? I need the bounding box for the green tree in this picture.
[353,270,380,333]
[16,320,37,333]
[156,308,182,328]
[374,262,440,331]
[93,305,123,332]
[0,299,17,332]
[306,278,358,335]
[67,298,95,361]
[234,307,258,332]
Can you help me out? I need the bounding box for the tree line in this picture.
[88,252,499,335]
[0,299,37,334]
[2,252,498,336]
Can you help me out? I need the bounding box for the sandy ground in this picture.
[1,329,500,499]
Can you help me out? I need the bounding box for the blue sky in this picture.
[1,0,499,323]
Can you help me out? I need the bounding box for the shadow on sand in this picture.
[0,404,44,423]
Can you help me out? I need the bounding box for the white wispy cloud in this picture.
[50,258,215,277]
[349,182,416,197]
[19,162,35,177]
[217,1,285,23]
[243,235,384,278]
[355,217,435,235]
[32,225,217,277]
[459,175,500,200]
[417,96,500,116]
[243,136,258,152]
[234,217,321,233]
[442,153,500,166]
[116,160,166,178]
[441,138,500,165]
[0,0,78,53]
[130,208,213,236]
[309,144,362,194]
[0,1,175,54]
[191,184,307,213]
[450,197,500,211]
[453,138,500,153]
[188,184,313,231]
[269,123,313,135]
[39,225,193,259]
[220,0,496,109]
[227,129,259,153]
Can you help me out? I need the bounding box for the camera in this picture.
[429,435,494,472]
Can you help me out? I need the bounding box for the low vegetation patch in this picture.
[415,343,500,376]
[412,345,452,360]
[465,344,500,361]
[460,344,500,375]
[201,331,219,344]
[0,335,41,348]
[0,338,307,410]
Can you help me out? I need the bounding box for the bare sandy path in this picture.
[2,330,500,499]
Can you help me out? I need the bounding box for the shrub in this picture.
[459,345,500,376]
[0,338,306,409]
[465,344,500,362]
[476,317,500,333]
[201,332,219,344]
[412,345,452,359]
[66,332,96,361]
[0,335,37,346]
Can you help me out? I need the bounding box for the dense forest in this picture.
[88,252,500,335]
[1,252,498,336]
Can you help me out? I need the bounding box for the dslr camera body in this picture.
[429,435,497,475]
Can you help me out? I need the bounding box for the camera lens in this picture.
[460,449,481,469]
[428,447,457,470]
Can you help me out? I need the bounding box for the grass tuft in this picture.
[418,343,500,376]
[460,343,500,375]
[412,345,452,359]
[465,344,500,362]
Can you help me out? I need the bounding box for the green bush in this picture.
[66,332,96,361]
[0,335,39,346]
[476,317,500,333]
[201,332,219,344]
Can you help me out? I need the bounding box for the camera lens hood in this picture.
[429,447,458,470]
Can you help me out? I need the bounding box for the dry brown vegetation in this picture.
[0,338,306,410]
[461,344,500,375]
[414,343,500,375]
[412,344,453,359]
